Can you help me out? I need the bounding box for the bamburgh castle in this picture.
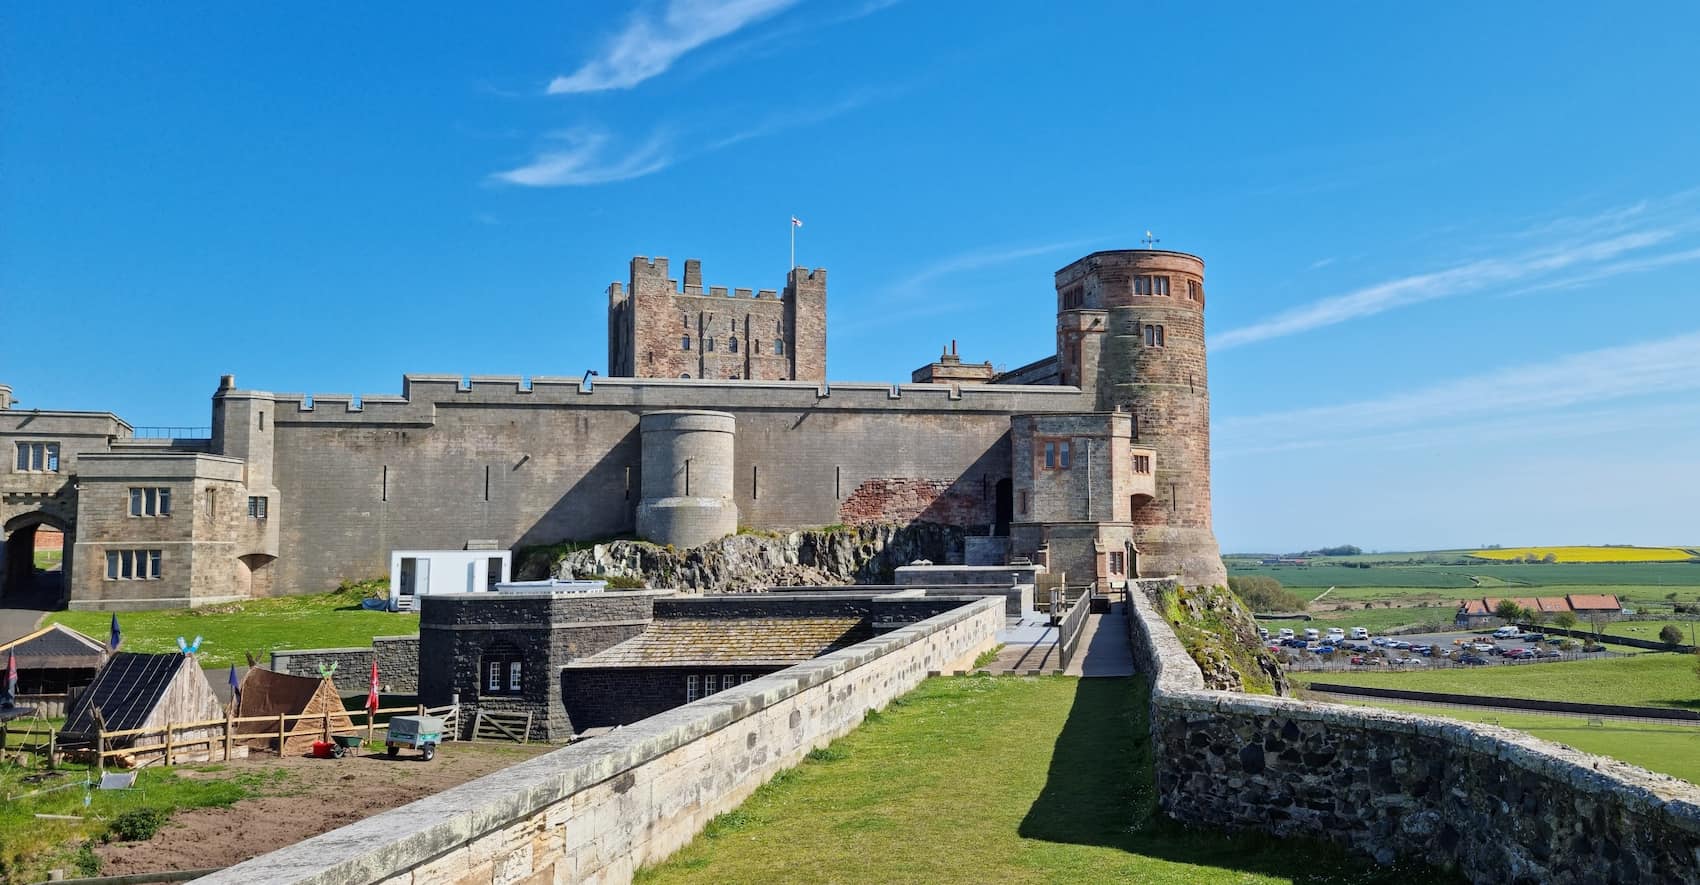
[0,248,1226,611]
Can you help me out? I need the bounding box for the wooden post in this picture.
[163,721,174,767]
[47,727,57,770]
[321,707,330,742]
[224,709,234,761]
[364,705,374,747]
[277,712,286,755]
[92,706,106,779]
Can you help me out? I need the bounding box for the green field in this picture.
[1294,654,1700,710]
[1258,605,1459,635]
[1327,700,1700,785]
[1600,620,1700,645]
[48,584,415,668]
[1230,561,1700,592]
[639,676,1443,884]
[32,550,63,569]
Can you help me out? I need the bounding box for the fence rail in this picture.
[127,426,212,439]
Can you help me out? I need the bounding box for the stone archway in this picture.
[2,511,72,607]
[239,553,278,598]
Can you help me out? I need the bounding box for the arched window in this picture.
[481,641,524,696]
[681,336,691,350]
[729,337,739,353]
[680,373,691,379]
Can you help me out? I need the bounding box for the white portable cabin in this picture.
[389,549,513,611]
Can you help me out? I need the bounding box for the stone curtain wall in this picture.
[271,635,419,694]
[1124,578,1700,883]
[202,596,1001,885]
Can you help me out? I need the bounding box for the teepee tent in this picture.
[234,668,355,755]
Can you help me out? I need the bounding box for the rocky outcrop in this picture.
[1162,583,1291,696]
[520,524,967,592]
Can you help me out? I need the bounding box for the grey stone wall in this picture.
[200,596,1002,885]
[1125,577,1700,882]
[270,634,419,694]
[561,665,784,732]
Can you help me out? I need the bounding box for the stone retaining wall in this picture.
[203,596,1002,884]
[1125,578,1700,883]
[271,635,419,694]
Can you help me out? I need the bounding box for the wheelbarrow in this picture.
[311,734,366,759]
[384,714,443,761]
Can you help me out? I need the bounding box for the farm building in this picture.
[234,668,355,755]
[60,652,226,764]
[0,623,105,701]
[1455,594,1624,626]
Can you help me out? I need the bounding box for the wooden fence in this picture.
[69,702,462,772]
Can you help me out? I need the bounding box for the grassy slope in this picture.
[1328,700,1700,785]
[0,759,287,882]
[1296,654,1700,710]
[48,587,416,668]
[639,676,1442,885]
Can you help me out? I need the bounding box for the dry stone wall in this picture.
[1126,578,1700,883]
[201,596,1002,885]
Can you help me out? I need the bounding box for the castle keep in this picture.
[0,249,1228,611]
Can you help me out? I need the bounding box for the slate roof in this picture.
[61,653,190,739]
[0,624,106,670]
[568,617,870,668]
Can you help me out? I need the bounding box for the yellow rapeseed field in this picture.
[1469,546,1698,562]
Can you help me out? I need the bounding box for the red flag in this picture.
[366,659,380,713]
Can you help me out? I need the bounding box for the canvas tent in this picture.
[234,668,355,755]
[60,652,225,764]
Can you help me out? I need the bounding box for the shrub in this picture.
[108,808,168,842]
[1226,576,1305,612]
[602,574,646,589]
[1660,625,1685,646]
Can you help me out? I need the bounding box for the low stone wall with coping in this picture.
[1126,577,1700,883]
[271,635,419,694]
[202,595,1002,884]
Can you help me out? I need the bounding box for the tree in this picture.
[1494,599,1524,624]
[1554,611,1578,631]
[1660,625,1684,646]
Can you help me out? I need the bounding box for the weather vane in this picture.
[1142,230,1160,250]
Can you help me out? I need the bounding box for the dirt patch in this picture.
[95,741,551,876]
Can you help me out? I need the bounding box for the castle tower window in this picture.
[705,337,716,352]
[1133,275,1171,297]
[729,337,738,353]
[753,340,761,354]
[15,441,60,472]
[105,549,163,580]
[1042,439,1072,470]
[1143,324,1165,347]
[681,336,691,350]
[129,487,171,517]
[1133,454,1151,474]
[1187,280,1201,301]
[774,339,784,355]
[1109,551,1125,575]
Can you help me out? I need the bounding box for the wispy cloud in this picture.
[489,129,672,187]
[1218,329,1700,456]
[1216,197,1700,350]
[883,237,1107,295]
[547,0,800,95]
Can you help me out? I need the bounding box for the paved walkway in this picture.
[1064,602,1135,678]
[0,578,58,644]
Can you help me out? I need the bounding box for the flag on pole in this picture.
[791,216,803,228]
[109,613,122,652]
[228,664,241,706]
[3,650,16,707]
[366,659,380,714]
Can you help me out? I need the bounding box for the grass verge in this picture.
[637,676,1447,884]
[47,581,415,668]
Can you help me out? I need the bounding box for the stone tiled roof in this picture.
[567,617,870,667]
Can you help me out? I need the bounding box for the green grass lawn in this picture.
[33,550,63,569]
[1599,620,1700,645]
[638,676,1446,885]
[0,757,289,882]
[1260,605,1458,635]
[1295,653,1700,710]
[48,585,416,667]
[1325,699,1700,785]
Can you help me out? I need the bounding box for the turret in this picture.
[1055,250,1225,588]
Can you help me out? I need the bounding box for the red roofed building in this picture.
[1455,594,1623,626]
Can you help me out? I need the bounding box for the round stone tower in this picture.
[635,410,738,549]
[1057,249,1227,588]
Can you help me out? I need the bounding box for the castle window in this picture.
[774,339,784,355]
[1019,490,1028,514]
[248,496,269,519]
[482,642,523,696]
[15,442,60,473]
[705,337,716,352]
[105,549,163,580]
[1061,286,1084,309]
[681,336,691,350]
[129,487,171,517]
[1133,275,1171,297]
[1041,439,1072,470]
[754,340,761,354]
[1143,324,1165,347]
[1108,551,1125,575]
[1187,280,1201,301]
[1133,454,1151,474]
[729,337,739,353]
[682,313,689,328]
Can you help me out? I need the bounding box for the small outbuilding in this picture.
[60,652,226,764]
[234,668,355,755]
[0,623,106,699]
[389,549,513,611]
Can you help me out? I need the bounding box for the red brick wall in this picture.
[838,478,986,526]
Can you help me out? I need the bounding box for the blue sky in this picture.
[5,2,1699,552]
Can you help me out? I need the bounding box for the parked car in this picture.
[1390,641,1411,650]
[1350,655,1367,665]
[1409,644,1432,655]
[1470,642,1496,653]
[1519,633,1545,642]
[1315,645,1336,656]
[1535,648,1562,659]
[1278,628,1296,641]
[1394,657,1426,667]
[1458,654,1487,665]
[1436,648,1453,658]
[1350,627,1370,640]
[1303,628,1321,642]
[1492,626,1521,639]
[1502,647,1532,659]
[1258,627,1270,641]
